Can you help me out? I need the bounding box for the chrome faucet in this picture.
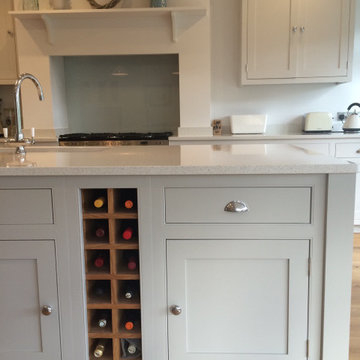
[14,73,44,142]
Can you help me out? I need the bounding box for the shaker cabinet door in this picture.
[298,0,350,78]
[246,0,298,80]
[0,241,61,360]
[167,239,309,360]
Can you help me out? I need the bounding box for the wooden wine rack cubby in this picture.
[82,188,142,360]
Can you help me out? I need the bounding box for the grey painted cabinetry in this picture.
[0,173,355,360]
[0,241,61,360]
[241,0,355,84]
[150,175,332,360]
[0,185,60,360]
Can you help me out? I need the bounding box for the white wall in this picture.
[210,0,360,133]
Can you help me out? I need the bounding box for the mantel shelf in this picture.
[9,7,207,44]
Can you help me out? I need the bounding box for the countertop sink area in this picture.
[0,144,356,175]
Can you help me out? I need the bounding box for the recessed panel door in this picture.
[298,0,350,77]
[246,0,298,79]
[167,239,309,360]
[0,241,61,360]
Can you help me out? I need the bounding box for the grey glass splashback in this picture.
[62,54,179,134]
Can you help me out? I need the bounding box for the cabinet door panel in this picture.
[246,0,297,79]
[0,0,17,81]
[298,0,350,77]
[0,241,61,360]
[167,239,309,360]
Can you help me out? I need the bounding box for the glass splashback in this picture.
[63,54,179,134]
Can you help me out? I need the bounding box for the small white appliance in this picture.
[230,114,267,134]
[303,112,333,132]
[343,103,360,132]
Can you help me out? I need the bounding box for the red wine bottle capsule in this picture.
[127,256,137,271]
[94,254,106,268]
[95,227,105,238]
[124,200,134,209]
[125,321,134,330]
[122,227,133,240]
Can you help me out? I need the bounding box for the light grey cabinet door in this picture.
[0,241,61,360]
[167,239,309,360]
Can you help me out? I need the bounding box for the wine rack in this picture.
[82,189,142,360]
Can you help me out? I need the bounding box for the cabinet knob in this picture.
[224,201,249,213]
[41,305,53,316]
[170,305,182,316]
[356,149,360,154]
[7,30,14,37]
[292,26,298,33]
[300,26,306,33]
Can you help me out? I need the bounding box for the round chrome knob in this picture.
[41,305,53,316]
[170,305,182,316]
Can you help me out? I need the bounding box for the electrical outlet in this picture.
[337,112,348,121]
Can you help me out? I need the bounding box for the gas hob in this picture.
[58,132,172,146]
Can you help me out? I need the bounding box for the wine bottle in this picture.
[97,312,110,328]
[121,339,141,358]
[127,344,137,355]
[125,321,134,330]
[95,227,106,238]
[93,340,106,358]
[123,310,140,331]
[94,252,107,268]
[93,196,106,209]
[124,200,134,209]
[122,227,133,240]
[124,289,135,300]
[127,256,137,271]
[93,282,108,297]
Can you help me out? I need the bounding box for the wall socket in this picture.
[337,112,348,121]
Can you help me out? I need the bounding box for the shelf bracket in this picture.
[41,15,55,45]
[170,8,207,42]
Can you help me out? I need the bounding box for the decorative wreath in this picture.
[87,0,122,9]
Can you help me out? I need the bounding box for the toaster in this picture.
[304,112,333,132]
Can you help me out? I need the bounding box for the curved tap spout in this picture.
[14,73,44,142]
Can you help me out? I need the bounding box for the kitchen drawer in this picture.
[335,143,360,158]
[165,187,311,224]
[0,189,53,225]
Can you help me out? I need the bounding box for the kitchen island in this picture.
[0,144,356,360]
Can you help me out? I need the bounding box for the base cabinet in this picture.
[0,240,61,360]
[167,239,309,360]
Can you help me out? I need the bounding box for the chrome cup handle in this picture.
[224,201,249,213]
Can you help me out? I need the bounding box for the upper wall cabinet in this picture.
[241,0,355,85]
[0,0,17,84]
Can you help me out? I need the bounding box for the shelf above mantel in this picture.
[10,7,207,44]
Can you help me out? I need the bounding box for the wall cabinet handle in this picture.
[224,201,249,213]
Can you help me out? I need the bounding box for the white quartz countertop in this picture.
[169,132,360,142]
[0,144,356,176]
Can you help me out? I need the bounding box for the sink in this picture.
[0,145,108,153]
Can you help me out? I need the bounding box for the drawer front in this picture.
[335,143,360,158]
[165,187,311,224]
[0,189,53,225]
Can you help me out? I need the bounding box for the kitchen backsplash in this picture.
[62,54,180,134]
